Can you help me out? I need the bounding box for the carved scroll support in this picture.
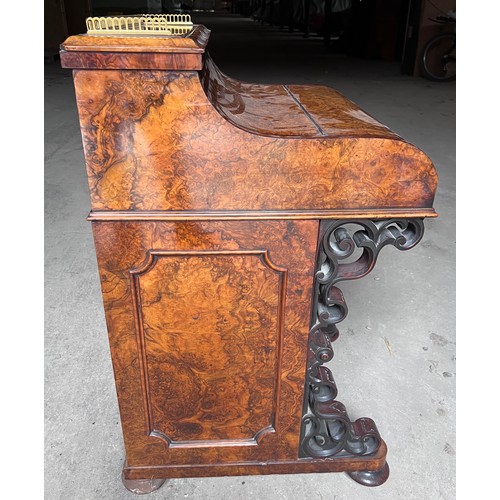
[299,218,425,486]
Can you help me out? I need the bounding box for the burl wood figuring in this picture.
[60,22,437,493]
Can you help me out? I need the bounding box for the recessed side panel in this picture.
[130,250,286,448]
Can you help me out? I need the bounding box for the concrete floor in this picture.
[45,13,456,500]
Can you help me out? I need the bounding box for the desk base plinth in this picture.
[122,440,388,488]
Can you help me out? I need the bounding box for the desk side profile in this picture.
[61,20,437,494]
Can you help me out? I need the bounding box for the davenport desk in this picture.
[60,15,437,494]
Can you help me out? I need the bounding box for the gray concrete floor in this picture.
[45,13,455,500]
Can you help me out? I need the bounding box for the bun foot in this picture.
[346,462,390,487]
[122,471,167,494]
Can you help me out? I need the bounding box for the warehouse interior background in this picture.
[38,0,488,499]
[45,0,456,78]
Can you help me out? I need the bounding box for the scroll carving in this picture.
[300,219,424,458]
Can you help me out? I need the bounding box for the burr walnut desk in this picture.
[60,17,437,494]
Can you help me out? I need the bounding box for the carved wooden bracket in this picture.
[299,219,424,467]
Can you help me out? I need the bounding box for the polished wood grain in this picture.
[202,55,401,139]
[70,62,437,214]
[61,24,437,486]
[130,249,287,447]
[92,220,318,468]
[286,84,400,138]
[60,51,203,70]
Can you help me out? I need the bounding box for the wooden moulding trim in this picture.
[60,25,210,53]
[59,51,202,70]
[122,441,387,479]
[88,208,438,221]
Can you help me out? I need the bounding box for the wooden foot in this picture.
[122,471,167,495]
[346,462,390,487]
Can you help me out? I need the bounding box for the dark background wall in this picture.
[44,0,455,76]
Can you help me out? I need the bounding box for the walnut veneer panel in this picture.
[201,56,320,137]
[132,251,285,446]
[61,51,203,70]
[201,56,400,140]
[72,61,437,213]
[92,220,318,468]
[286,85,400,139]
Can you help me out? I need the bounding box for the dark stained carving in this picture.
[347,462,391,487]
[300,219,424,481]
